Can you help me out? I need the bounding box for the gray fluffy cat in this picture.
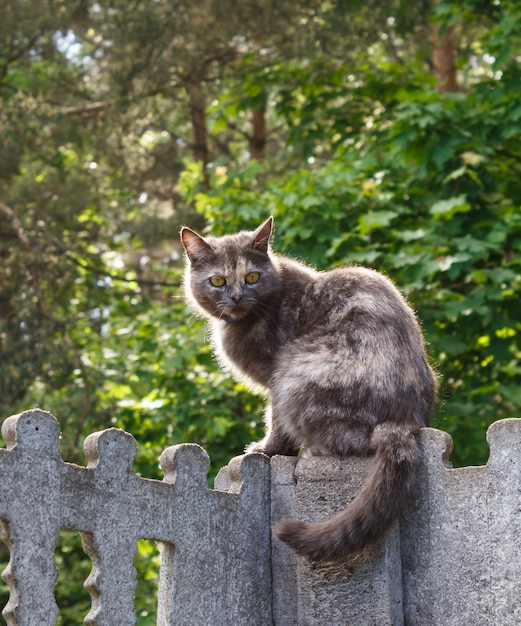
[180,217,437,562]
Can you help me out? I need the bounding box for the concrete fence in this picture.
[0,409,520,625]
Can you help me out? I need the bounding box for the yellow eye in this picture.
[245,272,260,284]
[210,276,226,287]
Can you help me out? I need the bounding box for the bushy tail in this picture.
[272,424,421,562]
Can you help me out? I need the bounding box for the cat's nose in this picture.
[232,294,242,303]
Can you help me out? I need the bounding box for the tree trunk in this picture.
[186,79,210,188]
[250,106,267,160]
[430,24,458,93]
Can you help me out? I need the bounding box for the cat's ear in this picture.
[251,216,273,252]
[180,227,213,262]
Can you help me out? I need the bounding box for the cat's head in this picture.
[180,217,280,323]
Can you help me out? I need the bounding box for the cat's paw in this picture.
[300,444,330,458]
[245,441,268,455]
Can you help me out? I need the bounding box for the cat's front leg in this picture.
[246,406,300,457]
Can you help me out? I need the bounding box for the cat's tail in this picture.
[272,423,422,562]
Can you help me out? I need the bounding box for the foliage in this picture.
[0,0,520,622]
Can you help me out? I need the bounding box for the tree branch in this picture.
[65,251,181,290]
[0,35,40,86]
[60,101,113,116]
[0,202,30,247]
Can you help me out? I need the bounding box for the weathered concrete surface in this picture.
[271,454,403,626]
[0,410,61,626]
[270,455,299,626]
[0,410,272,626]
[159,450,272,626]
[1,410,521,626]
[401,420,521,626]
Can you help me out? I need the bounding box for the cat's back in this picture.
[313,264,404,305]
[292,264,418,337]
[272,262,436,426]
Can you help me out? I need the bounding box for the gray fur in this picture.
[180,217,437,562]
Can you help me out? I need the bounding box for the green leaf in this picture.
[358,210,397,233]
[430,195,470,219]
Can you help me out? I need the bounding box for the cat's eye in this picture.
[210,276,226,287]
[245,272,260,284]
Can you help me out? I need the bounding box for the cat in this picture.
[180,216,437,562]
